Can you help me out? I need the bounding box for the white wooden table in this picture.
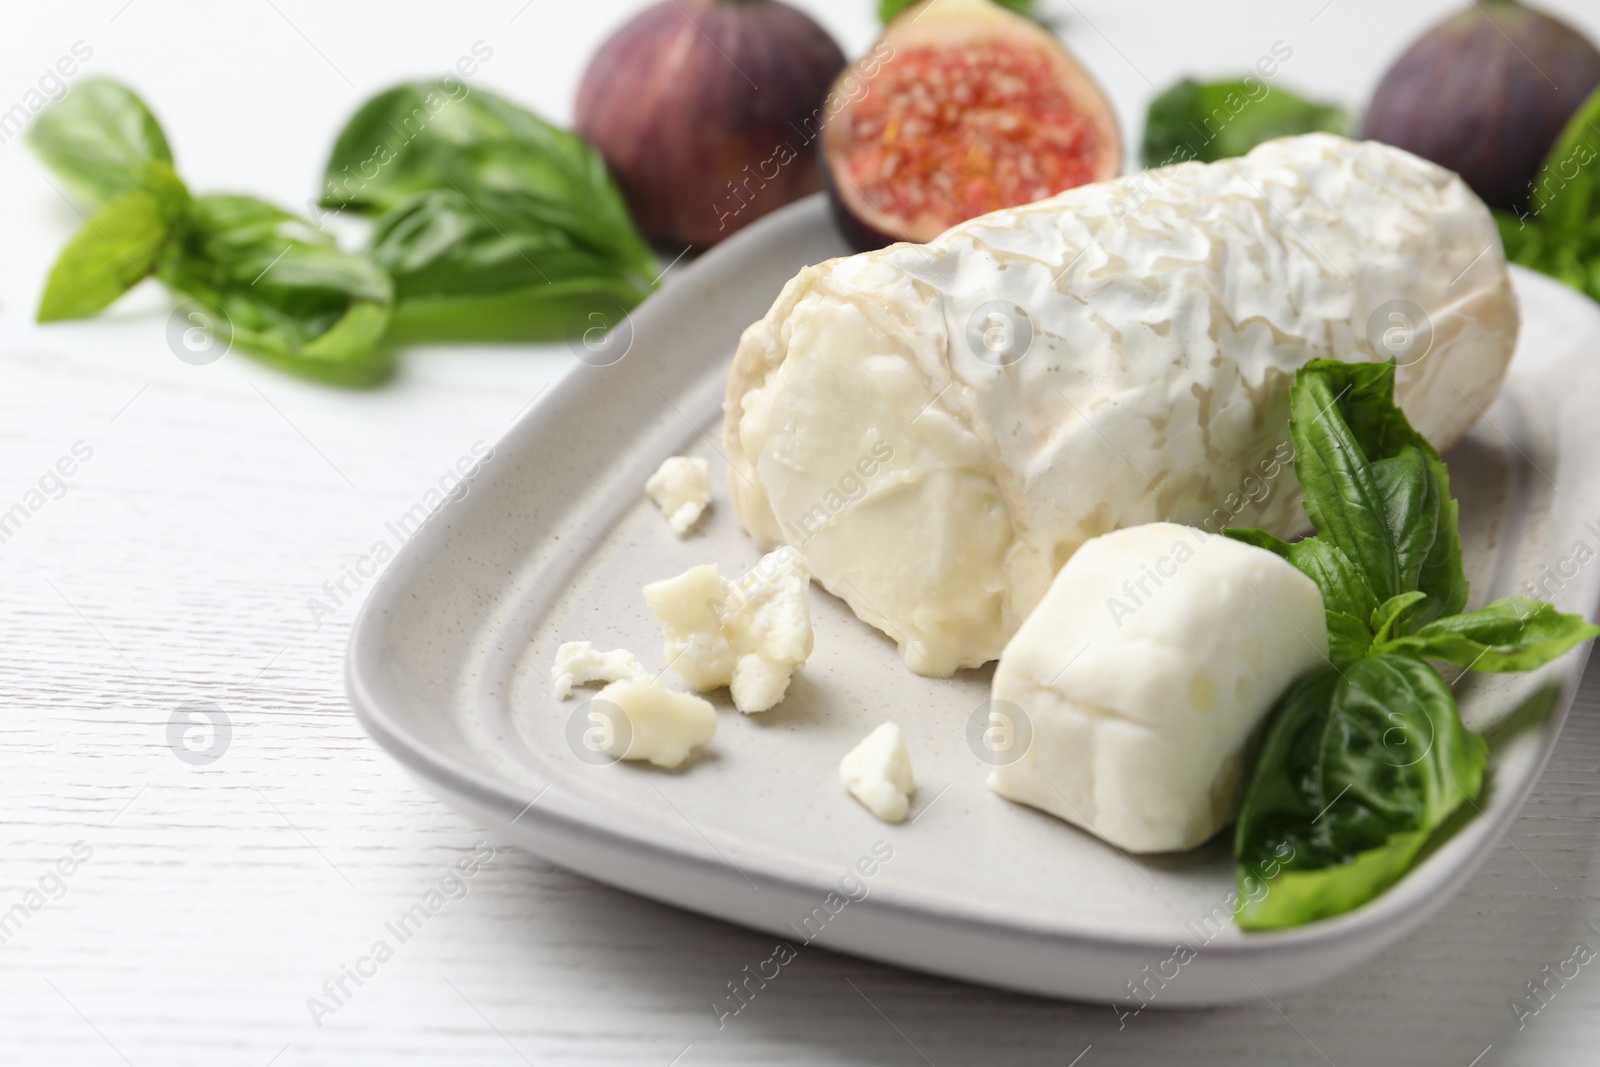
[3,2,1599,1063]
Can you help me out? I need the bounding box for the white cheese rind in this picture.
[551,641,650,700]
[839,721,916,823]
[646,456,712,535]
[987,522,1328,853]
[642,548,814,713]
[593,678,717,769]
[724,134,1518,676]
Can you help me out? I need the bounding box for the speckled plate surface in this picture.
[346,195,1600,1005]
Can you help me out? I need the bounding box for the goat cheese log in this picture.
[723,135,1519,676]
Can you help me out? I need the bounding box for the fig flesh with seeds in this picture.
[822,0,1121,250]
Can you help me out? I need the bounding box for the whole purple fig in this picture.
[575,0,846,249]
[1364,0,1600,210]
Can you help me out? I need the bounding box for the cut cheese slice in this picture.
[988,523,1328,853]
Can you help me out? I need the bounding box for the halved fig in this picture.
[822,0,1121,249]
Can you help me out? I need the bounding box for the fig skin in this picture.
[575,0,846,250]
[821,160,903,252]
[1364,0,1600,211]
[822,0,1121,251]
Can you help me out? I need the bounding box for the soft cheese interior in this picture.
[987,523,1328,853]
[725,134,1518,676]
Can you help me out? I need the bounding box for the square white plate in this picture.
[346,195,1600,1005]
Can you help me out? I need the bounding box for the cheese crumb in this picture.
[593,678,717,769]
[552,641,650,700]
[839,722,915,823]
[643,547,813,713]
[646,456,712,535]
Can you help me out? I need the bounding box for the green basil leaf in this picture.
[323,83,656,312]
[1289,360,1469,628]
[321,83,581,212]
[1288,539,1378,661]
[1222,528,1291,558]
[37,184,172,322]
[1230,331,1587,934]
[1369,436,1466,632]
[1378,596,1600,672]
[369,188,653,306]
[386,285,642,345]
[1408,499,1467,636]
[1234,654,1486,930]
[1289,363,1402,602]
[1494,87,1600,299]
[1557,244,1598,293]
[1335,361,1474,631]
[1286,538,1379,624]
[1325,611,1377,664]
[1496,209,1555,271]
[1308,357,1410,459]
[1532,83,1600,232]
[158,194,394,385]
[1370,446,1438,593]
[1370,592,1428,646]
[1141,77,1346,168]
[27,79,173,209]
[1239,828,1432,932]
